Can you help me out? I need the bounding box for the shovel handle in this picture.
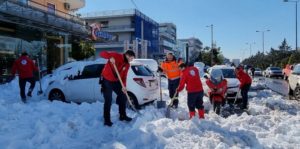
[112,63,139,113]
[233,89,240,104]
[168,91,178,106]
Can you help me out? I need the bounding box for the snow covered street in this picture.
[0,78,300,149]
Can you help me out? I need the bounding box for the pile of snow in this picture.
[0,77,299,148]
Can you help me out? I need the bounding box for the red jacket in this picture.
[206,79,227,102]
[177,66,203,93]
[100,51,130,86]
[12,56,38,79]
[236,69,252,88]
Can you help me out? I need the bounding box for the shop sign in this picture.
[90,23,113,40]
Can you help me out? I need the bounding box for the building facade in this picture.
[82,9,159,59]
[177,37,203,63]
[156,23,177,60]
[0,0,87,83]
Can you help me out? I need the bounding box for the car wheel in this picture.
[288,84,294,96]
[293,86,300,100]
[127,92,141,110]
[49,89,66,102]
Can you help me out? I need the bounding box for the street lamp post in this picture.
[246,42,255,56]
[256,30,270,54]
[186,43,189,64]
[284,0,299,51]
[206,24,214,65]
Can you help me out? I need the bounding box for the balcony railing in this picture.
[101,25,135,32]
[0,0,88,35]
[94,41,124,48]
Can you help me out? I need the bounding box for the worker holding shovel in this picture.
[99,50,135,127]
[160,53,182,108]
[176,63,205,119]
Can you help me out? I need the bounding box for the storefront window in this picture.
[0,35,46,82]
[47,3,55,14]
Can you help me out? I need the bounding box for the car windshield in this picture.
[131,65,153,76]
[220,69,236,78]
[294,65,300,73]
[270,67,281,71]
[255,68,261,71]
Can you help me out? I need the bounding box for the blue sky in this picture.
[79,0,296,60]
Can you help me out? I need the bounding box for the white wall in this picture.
[108,17,131,26]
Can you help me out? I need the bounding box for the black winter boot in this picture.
[104,118,113,127]
[27,89,32,97]
[21,98,27,103]
[119,115,132,122]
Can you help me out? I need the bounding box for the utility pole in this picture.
[284,0,299,51]
[206,24,214,65]
[186,43,189,64]
[246,42,255,57]
[256,30,270,54]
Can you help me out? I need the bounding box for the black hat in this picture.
[125,50,135,57]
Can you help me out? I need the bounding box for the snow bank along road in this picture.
[0,78,299,149]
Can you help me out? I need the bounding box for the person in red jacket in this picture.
[235,66,252,109]
[100,50,135,127]
[176,63,205,119]
[12,52,38,103]
[206,69,227,115]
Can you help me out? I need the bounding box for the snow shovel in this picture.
[157,73,166,109]
[112,63,140,114]
[36,58,43,95]
[233,89,241,105]
[166,91,178,118]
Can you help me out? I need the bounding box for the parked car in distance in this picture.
[203,65,241,101]
[288,64,300,99]
[45,59,159,108]
[283,64,294,80]
[264,67,284,79]
[248,68,262,76]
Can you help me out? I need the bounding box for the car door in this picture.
[65,64,99,103]
[94,64,106,101]
[289,65,300,90]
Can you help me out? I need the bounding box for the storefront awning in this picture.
[0,0,88,37]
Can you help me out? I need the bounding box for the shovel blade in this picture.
[157,101,166,109]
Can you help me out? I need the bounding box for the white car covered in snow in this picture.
[203,65,241,100]
[288,64,300,99]
[44,59,159,108]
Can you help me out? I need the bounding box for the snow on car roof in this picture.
[211,65,235,69]
[130,61,144,65]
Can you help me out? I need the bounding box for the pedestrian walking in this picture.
[12,51,38,103]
